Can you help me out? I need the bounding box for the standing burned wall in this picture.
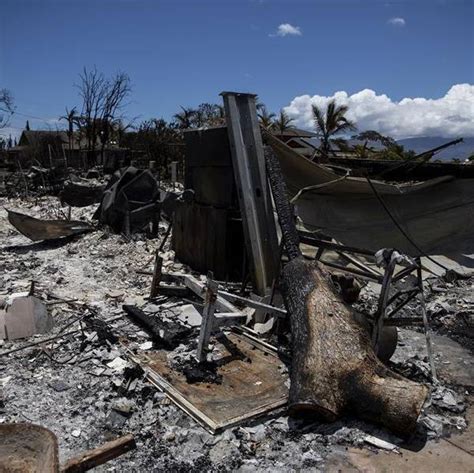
[172,127,245,281]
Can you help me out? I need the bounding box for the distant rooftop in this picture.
[271,127,317,138]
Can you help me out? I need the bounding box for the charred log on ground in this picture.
[264,146,428,437]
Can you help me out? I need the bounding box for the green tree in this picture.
[353,130,395,148]
[173,106,195,129]
[257,106,276,130]
[193,103,225,127]
[60,107,78,152]
[311,100,356,161]
[377,143,416,161]
[273,109,294,135]
[123,118,183,176]
[352,130,415,161]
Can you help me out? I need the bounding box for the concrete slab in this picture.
[433,334,474,388]
[447,401,474,455]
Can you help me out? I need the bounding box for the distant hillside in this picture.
[397,137,474,161]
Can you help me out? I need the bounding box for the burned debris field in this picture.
[0,91,473,472]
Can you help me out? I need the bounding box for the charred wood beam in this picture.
[122,305,192,350]
[62,434,136,472]
[264,147,301,260]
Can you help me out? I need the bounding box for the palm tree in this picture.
[311,100,356,161]
[173,106,195,129]
[257,106,276,130]
[60,107,78,152]
[273,109,294,135]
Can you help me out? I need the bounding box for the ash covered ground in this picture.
[0,196,472,472]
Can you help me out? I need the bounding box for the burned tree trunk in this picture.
[265,146,428,437]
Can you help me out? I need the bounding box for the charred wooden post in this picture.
[149,251,163,299]
[62,434,136,472]
[265,146,428,437]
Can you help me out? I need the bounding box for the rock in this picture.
[432,386,465,413]
[302,450,323,463]
[49,380,70,392]
[111,399,136,416]
[209,440,240,466]
[177,304,202,327]
[106,409,128,429]
[138,341,153,350]
[422,414,445,437]
[242,424,266,442]
[163,431,176,442]
[106,357,129,374]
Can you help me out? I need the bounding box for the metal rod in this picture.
[318,259,384,283]
[218,290,286,318]
[386,290,419,318]
[298,232,375,256]
[391,265,418,282]
[336,251,382,278]
[386,287,419,306]
[385,317,424,326]
[372,259,397,350]
[196,273,218,363]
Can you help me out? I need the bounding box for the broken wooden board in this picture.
[7,210,93,241]
[133,331,288,433]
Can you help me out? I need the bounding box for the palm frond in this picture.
[311,104,326,135]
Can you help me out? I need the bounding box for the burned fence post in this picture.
[149,251,163,299]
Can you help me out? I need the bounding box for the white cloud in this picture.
[388,17,406,27]
[283,84,474,139]
[270,23,302,37]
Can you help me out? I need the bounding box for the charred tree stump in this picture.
[265,146,428,437]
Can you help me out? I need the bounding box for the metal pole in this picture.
[221,91,279,298]
[196,272,218,362]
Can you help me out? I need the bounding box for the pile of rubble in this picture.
[0,196,472,471]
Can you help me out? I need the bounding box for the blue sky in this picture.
[1,0,473,139]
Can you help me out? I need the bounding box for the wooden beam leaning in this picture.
[221,91,279,298]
